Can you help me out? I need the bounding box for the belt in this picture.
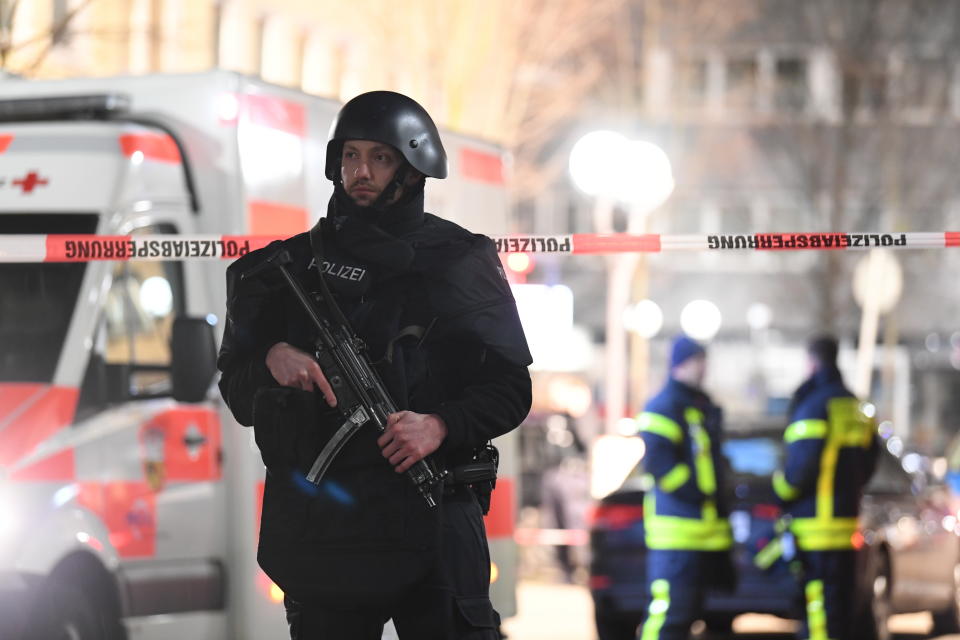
[444,461,497,486]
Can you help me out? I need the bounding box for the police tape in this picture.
[0,234,279,263]
[514,527,589,546]
[497,231,960,254]
[0,231,957,262]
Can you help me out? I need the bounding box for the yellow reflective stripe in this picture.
[702,498,718,521]
[791,517,858,550]
[644,494,732,550]
[754,536,783,570]
[685,408,717,495]
[658,463,691,493]
[684,408,704,425]
[641,579,670,640]
[645,527,733,550]
[773,470,800,501]
[827,397,875,448]
[790,518,858,535]
[637,412,683,444]
[785,419,828,443]
[817,437,839,521]
[805,580,829,640]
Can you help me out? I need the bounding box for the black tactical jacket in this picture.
[217,201,532,604]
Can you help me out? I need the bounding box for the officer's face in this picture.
[687,354,707,387]
[341,140,404,206]
[673,354,707,388]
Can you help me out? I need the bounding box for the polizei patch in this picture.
[318,259,367,282]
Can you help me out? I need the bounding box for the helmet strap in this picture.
[370,162,410,210]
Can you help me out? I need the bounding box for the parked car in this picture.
[589,422,960,640]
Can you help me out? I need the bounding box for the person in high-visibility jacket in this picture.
[637,335,733,640]
[773,336,879,640]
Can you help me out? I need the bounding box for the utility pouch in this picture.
[466,443,499,515]
[251,386,329,473]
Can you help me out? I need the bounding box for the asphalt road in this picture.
[502,580,960,640]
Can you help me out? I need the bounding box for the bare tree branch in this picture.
[1,0,96,72]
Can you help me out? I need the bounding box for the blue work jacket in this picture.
[773,367,879,550]
[637,378,732,551]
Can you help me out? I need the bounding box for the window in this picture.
[0,214,97,383]
[81,224,185,408]
[726,57,758,111]
[774,57,808,112]
[674,56,708,109]
[843,65,888,114]
[900,56,950,113]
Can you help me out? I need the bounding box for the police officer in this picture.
[217,91,532,639]
[773,336,878,640]
[636,335,733,640]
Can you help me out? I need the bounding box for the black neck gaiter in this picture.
[318,181,426,274]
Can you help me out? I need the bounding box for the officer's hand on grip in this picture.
[378,411,447,473]
[265,341,338,407]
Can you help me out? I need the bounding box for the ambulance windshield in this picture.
[0,214,98,383]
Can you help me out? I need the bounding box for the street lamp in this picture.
[569,130,630,198]
[569,130,674,435]
[569,132,675,208]
[623,299,664,339]
[680,299,722,341]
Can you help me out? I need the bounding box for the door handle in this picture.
[183,433,208,448]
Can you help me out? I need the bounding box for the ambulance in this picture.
[0,71,518,640]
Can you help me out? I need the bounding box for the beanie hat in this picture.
[670,334,705,369]
[807,335,839,368]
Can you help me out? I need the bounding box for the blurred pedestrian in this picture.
[636,335,733,640]
[773,336,879,640]
[539,418,590,583]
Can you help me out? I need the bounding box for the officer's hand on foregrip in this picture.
[265,342,338,407]
[378,411,447,473]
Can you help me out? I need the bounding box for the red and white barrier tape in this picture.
[0,232,957,262]
[514,527,590,547]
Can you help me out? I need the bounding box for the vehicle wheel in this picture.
[853,552,892,640]
[23,583,102,640]
[594,603,641,640]
[702,613,735,636]
[932,562,960,635]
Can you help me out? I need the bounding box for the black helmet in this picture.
[325,90,448,180]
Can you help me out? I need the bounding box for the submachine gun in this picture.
[243,247,448,508]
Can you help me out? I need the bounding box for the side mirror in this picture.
[171,316,218,402]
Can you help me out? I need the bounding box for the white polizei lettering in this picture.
[321,260,366,281]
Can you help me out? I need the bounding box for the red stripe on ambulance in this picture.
[242,94,306,138]
[0,384,78,466]
[255,481,265,541]
[140,408,222,483]
[248,200,309,236]
[483,477,516,539]
[9,448,75,482]
[78,481,157,558]
[460,148,504,184]
[118,133,181,164]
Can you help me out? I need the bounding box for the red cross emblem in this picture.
[13,171,49,194]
